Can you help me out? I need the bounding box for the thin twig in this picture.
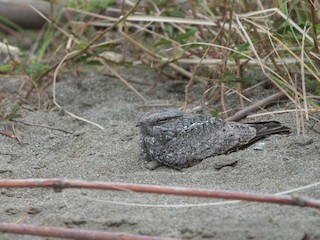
[0,222,175,240]
[0,178,319,209]
[294,75,305,135]
[10,122,22,144]
[13,120,73,134]
[0,131,16,138]
[225,92,286,121]
[52,51,105,130]
[27,4,78,42]
[120,33,207,83]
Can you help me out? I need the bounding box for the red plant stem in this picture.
[0,178,319,209]
[0,222,175,240]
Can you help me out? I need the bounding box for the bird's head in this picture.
[137,108,184,127]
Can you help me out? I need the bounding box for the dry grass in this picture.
[0,0,319,131]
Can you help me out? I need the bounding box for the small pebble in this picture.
[145,161,160,170]
[253,142,265,151]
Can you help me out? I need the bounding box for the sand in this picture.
[0,67,319,240]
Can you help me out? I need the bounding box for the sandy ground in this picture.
[0,68,320,240]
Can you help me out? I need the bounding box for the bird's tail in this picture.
[246,121,291,144]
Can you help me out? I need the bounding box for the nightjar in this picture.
[137,109,290,169]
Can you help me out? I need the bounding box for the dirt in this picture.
[0,67,320,240]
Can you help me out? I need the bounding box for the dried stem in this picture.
[0,222,175,240]
[12,120,73,134]
[308,0,319,55]
[0,131,16,138]
[0,178,319,209]
[225,92,286,121]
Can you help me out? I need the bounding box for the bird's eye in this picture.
[156,118,170,124]
[156,116,177,124]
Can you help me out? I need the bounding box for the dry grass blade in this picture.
[27,3,79,43]
[0,131,16,138]
[126,15,219,26]
[119,32,199,81]
[52,51,105,130]
[301,25,309,121]
[0,178,319,209]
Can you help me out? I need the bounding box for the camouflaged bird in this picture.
[137,108,290,169]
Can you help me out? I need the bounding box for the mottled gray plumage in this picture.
[137,109,290,169]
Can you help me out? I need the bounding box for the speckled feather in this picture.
[137,109,290,169]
